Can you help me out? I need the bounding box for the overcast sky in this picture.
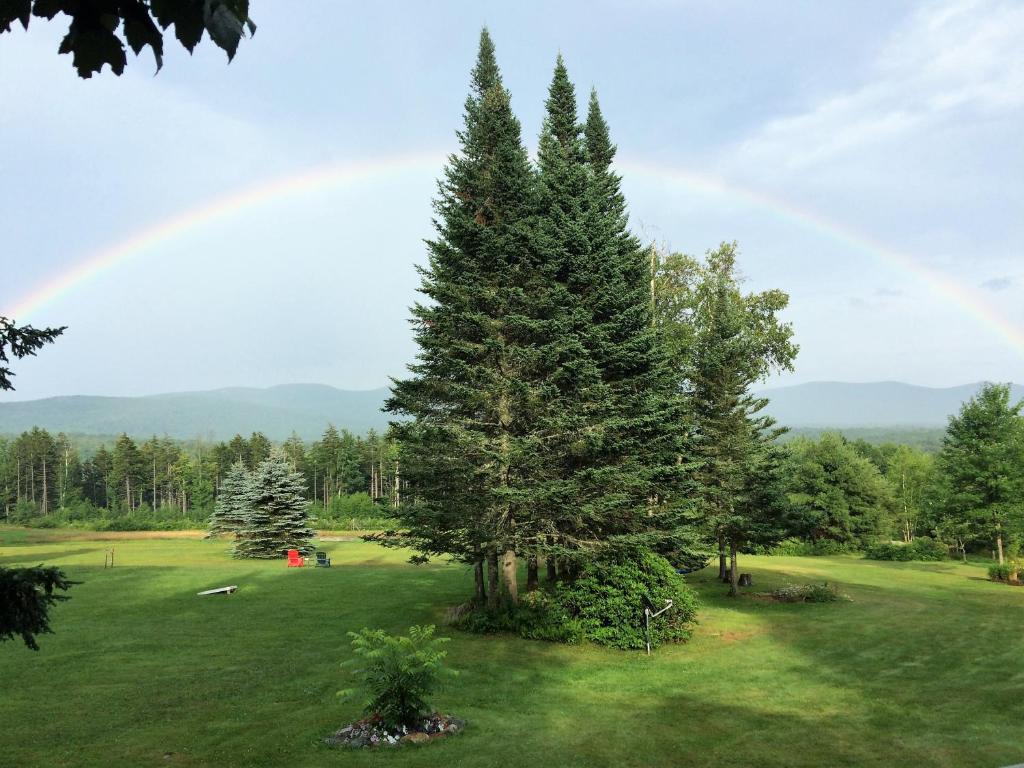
[2,0,1022,400]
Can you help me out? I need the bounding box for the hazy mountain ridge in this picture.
[0,384,393,441]
[1,381,1020,441]
[759,381,1024,428]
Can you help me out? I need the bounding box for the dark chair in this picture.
[315,551,331,568]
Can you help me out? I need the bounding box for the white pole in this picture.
[645,600,674,656]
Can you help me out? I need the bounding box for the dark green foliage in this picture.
[447,591,585,645]
[0,316,65,392]
[552,548,698,649]
[0,564,75,650]
[769,582,845,603]
[0,0,255,78]
[865,536,947,562]
[338,625,454,730]
[233,452,314,559]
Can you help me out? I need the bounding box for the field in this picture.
[1,528,1022,768]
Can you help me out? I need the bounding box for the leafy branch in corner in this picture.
[0,0,256,78]
[0,316,67,391]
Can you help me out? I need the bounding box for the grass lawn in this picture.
[1,527,1022,768]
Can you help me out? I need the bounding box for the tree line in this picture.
[778,383,1024,565]
[0,425,402,527]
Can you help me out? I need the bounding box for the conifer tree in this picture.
[206,461,251,538]
[387,29,570,605]
[533,63,693,563]
[233,452,314,559]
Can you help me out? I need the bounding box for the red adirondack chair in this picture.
[287,549,304,567]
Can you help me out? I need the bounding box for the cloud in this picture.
[981,276,1014,291]
[724,0,1024,174]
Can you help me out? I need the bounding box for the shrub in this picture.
[770,582,845,603]
[866,537,948,562]
[988,562,1022,583]
[771,538,860,557]
[338,625,455,730]
[447,591,586,644]
[907,536,948,561]
[865,542,913,561]
[551,548,699,650]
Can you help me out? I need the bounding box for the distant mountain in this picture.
[0,384,392,441]
[759,381,1024,428]
[2,380,1021,442]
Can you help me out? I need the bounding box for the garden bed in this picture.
[325,713,466,748]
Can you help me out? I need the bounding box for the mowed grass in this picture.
[1,529,1022,768]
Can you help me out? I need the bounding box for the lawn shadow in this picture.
[0,547,101,564]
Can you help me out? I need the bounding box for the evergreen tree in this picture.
[234,452,314,559]
[534,65,693,565]
[207,461,251,538]
[387,29,568,605]
[110,433,144,511]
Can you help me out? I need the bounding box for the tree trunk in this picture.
[546,557,557,583]
[41,458,48,515]
[473,558,486,604]
[502,550,518,605]
[486,550,499,611]
[996,526,1005,565]
[526,556,538,592]
[718,534,728,582]
[728,541,740,597]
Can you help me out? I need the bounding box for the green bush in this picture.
[551,548,699,650]
[866,536,948,562]
[865,542,912,561]
[447,592,586,644]
[988,563,1021,583]
[907,536,948,561]
[770,582,845,603]
[771,538,860,556]
[338,625,455,730]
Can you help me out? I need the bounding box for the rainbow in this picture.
[5,151,1022,357]
[620,158,1024,356]
[3,150,446,321]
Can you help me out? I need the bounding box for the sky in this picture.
[1,0,1022,400]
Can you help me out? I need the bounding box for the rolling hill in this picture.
[0,384,392,441]
[1,381,1020,442]
[758,381,1024,427]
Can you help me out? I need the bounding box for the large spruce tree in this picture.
[388,29,563,605]
[233,452,314,559]
[534,63,693,562]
